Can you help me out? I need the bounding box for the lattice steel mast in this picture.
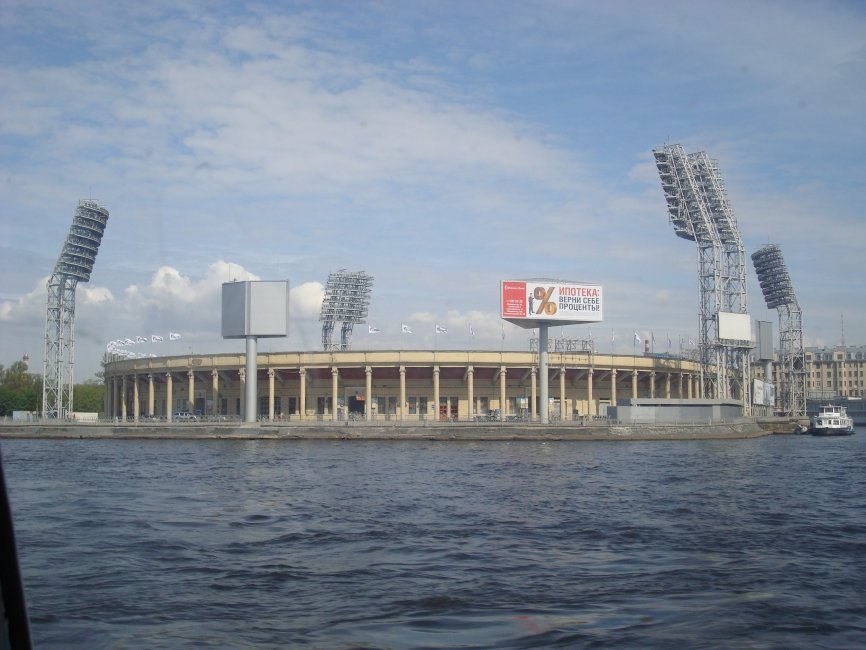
[42,200,109,418]
[653,145,751,409]
[751,244,805,417]
[319,270,373,351]
[691,151,750,404]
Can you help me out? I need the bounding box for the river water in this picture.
[2,434,865,649]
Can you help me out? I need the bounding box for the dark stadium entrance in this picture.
[347,389,366,418]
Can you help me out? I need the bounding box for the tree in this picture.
[0,361,41,415]
[74,382,105,414]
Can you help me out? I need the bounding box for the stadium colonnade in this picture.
[103,350,702,422]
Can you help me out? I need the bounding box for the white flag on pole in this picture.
[435,324,448,334]
[124,338,135,346]
[633,332,641,344]
[151,334,164,343]
[469,324,476,338]
[169,332,182,341]
[136,335,147,344]
[368,325,380,334]
[401,323,412,334]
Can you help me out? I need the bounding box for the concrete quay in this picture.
[0,420,772,441]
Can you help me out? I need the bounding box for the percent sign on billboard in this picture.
[501,280,603,328]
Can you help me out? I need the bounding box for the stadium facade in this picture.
[103,350,703,422]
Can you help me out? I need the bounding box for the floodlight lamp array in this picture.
[751,244,796,309]
[53,200,110,282]
[319,270,373,323]
[653,147,697,241]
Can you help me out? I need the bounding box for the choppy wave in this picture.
[3,435,865,648]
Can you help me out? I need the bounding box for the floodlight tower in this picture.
[653,144,751,408]
[751,244,805,417]
[319,270,373,351]
[690,151,751,404]
[654,145,722,398]
[43,199,110,418]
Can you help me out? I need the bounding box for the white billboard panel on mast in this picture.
[501,280,603,329]
[221,280,289,339]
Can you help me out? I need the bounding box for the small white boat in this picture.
[808,405,856,436]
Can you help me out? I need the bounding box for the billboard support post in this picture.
[245,336,257,423]
[500,279,603,426]
[222,280,289,425]
[539,322,549,424]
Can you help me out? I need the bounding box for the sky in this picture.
[1,0,865,381]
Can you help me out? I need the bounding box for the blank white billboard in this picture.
[221,281,289,339]
[753,379,776,407]
[718,311,751,341]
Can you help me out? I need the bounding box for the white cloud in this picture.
[0,276,49,323]
[0,4,586,211]
[407,312,435,324]
[290,282,325,320]
[79,286,115,306]
[124,261,260,309]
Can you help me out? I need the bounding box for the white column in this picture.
[187,370,195,415]
[365,366,372,421]
[466,366,474,420]
[433,366,440,420]
[399,366,406,421]
[121,375,127,421]
[211,370,219,417]
[268,368,275,421]
[239,369,246,420]
[499,367,507,419]
[165,373,173,422]
[331,367,339,421]
[298,367,306,421]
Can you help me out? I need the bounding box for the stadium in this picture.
[102,349,702,423]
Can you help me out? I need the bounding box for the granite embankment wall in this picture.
[0,420,775,441]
